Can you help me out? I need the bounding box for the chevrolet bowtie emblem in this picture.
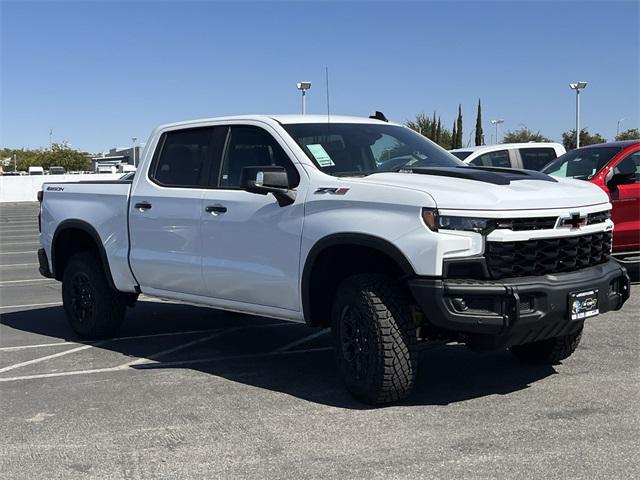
[562,212,587,229]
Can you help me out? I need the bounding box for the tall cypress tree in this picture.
[456,104,463,148]
[436,117,442,144]
[475,99,483,146]
[451,121,457,149]
[430,111,437,139]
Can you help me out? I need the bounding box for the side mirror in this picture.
[606,171,635,190]
[239,166,296,206]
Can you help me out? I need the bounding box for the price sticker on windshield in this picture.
[307,144,335,167]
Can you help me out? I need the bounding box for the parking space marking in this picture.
[0,251,36,255]
[0,263,39,268]
[0,322,296,382]
[0,301,62,310]
[0,341,75,352]
[0,343,96,373]
[2,241,40,246]
[0,278,55,286]
[272,329,329,353]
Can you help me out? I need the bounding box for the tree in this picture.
[406,113,452,149]
[475,99,484,146]
[0,145,91,172]
[502,127,552,143]
[451,121,457,149]
[430,111,437,139]
[561,129,606,150]
[455,104,463,149]
[615,128,640,141]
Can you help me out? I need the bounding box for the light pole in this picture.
[490,119,504,144]
[131,137,138,167]
[569,82,587,148]
[617,118,626,137]
[296,81,311,114]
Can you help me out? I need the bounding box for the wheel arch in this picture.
[301,233,416,327]
[51,219,117,290]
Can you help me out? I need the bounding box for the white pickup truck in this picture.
[38,114,630,404]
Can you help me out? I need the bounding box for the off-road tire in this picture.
[331,274,418,405]
[62,251,127,339]
[510,327,583,365]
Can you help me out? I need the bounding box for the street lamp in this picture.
[490,119,504,144]
[296,81,311,115]
[131,137,138,167]
[617,118,626,137]
[569,81,588,148]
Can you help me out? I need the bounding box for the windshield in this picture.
[283,123,464,176]
[542,146,621,180]
[451,151,472,161]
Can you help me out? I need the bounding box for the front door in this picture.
[200,124,306,311]
[609,149,640,252]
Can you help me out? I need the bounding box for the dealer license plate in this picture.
[569,289,599,320]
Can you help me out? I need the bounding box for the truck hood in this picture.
[357,172,609,210]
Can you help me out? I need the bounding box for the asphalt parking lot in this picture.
[0,202,638,480]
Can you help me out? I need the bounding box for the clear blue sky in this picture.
[1,0,638,152]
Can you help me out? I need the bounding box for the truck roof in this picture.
[156,114,403,131]
[450,142,564,154]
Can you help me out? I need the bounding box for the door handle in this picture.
[205,205,227,214]
[134,202,152,211]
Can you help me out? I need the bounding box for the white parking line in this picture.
[0,343,96,373]
[0,301,61,310]
[0,251,36,255]
[0,263,39,268]
[272,329,329,353]
[2,241,40,246]
[0,322,295,382]
[0,278,54,286]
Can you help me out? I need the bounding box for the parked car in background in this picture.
[49,166,66,175]
[450,143,566,170]
[543,140,640,262]
[28,166,44,176]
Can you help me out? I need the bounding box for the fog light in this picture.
[452,297,468,311]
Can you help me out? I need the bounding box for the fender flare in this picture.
[301,233,416,324]
[51,219,117,290]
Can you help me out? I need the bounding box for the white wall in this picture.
[0,174,123,202]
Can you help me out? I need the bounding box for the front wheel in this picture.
[62,251,127,339]
[509,327,583,365]
[331,274,418,405]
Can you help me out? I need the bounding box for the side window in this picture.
[219,126,300,188]
[613,151,640,182]
[470,150,510,168]
[520,147,557,170]
[151,127,213,187]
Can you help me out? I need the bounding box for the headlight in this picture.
[421,208,496,233]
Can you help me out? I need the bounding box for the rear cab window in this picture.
[470,150,510,168]
[519,147,558,170]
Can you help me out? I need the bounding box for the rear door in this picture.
[609,148,640,251]
[200,123,306,311]
[129,126,224,295]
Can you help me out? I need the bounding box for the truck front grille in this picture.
[486,231,612,279]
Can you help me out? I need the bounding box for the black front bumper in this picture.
[408,260,630,349]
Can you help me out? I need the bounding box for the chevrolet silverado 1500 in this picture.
[38,114,630,404]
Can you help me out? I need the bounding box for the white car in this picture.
[450,142,566,170]
[38,115,629,405]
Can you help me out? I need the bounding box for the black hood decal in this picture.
[401,166,557,185]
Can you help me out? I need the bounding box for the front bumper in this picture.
[408,260,630,349]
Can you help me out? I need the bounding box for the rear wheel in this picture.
[510,327,583,365]
[62,251,127,339]
[331,274,417,405]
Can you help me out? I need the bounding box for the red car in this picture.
[543,140,640,261]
